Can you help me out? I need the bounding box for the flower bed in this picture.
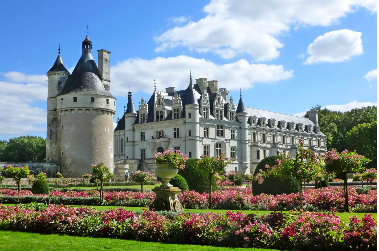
[0,187,376,212]
[0,205,376,250]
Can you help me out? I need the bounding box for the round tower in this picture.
[124,91,137,159]
[46,46,70,164]
[184,72,200,159]
[236,91,249,173]
[56,33,116,177]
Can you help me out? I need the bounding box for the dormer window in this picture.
[203,107,209,119]
[173,108,180,119]
[156,110,164,121]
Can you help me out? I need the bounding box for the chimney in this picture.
[196,78,208,94]
[165,87,175,93]
[98,49,111,91]
[208,80,218,93]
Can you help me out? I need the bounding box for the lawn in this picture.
[0,230,280,251]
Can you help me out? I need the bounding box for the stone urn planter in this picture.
[155,163,178,188]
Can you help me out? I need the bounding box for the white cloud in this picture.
[2,71,47,84]
[0,74,47,137]
[170,16,188,25]
[364,69,377,81]
[110,55,294,97]
[293,100,377,117]
[155,0,375,61]
[304,29,363,64]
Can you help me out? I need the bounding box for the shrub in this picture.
[314,179,329,188]
[253,156,298,196]
[170,174,189,191]
[234,175,243,186]
[178,159,217,193]
[31,179,50,194]
[353,173,362,181]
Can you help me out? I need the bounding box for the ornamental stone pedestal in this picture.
[149,186,183,212]
[150,163,184,212]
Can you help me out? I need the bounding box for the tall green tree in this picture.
[2,136,45,162]
[345,121,377,168]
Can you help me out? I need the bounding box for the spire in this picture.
[154,79,156,91]
[48,45,69,73]
[125,90,137,114]
[236,89,246,113]
[190,70,192,86]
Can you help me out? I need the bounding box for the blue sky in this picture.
[0,0,377,141]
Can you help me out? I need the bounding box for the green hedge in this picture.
[179,159,218,193]
[253,156,299,196]
[31,180,50,195]
[170,174,189,191]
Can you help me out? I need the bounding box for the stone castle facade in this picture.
[46,34,115,177]
[114,74,327,174]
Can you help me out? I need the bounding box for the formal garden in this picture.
[0,144,377,250]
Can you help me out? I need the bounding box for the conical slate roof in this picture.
[57,36,112,97]
[236,94,246,113]
[48,54,69,73]
[126,91,136,114]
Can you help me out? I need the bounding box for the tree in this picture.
[129,171,156,192]
[361,168,377,187]
[345,121,377,168]
[91,163,112,201]
[4,165,30,202]
[257,139,324,210]
[2,136,46,162]
[197,154,233,209]
[324,149,370,212]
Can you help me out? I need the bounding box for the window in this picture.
[116,138,119,154]
[204,127,209,138]
[282,136,285,144]
[58,81,62,88]
[231,130,235,140]
[120,139,124,153]
[215,143,222,156]
[216,125,224,137]
[272,135,275,143]
[141,149,146,161]
[91,97,94,102]
[292,136,295,145]
[73,97,77,102]
[188,130,192,136]
[174,147,180,151]
[156,130,163,138]
[257,150,260,159]
[318,139,321,147]
[253,132,256,142]
[309,139,312,146]
[230,147,236,159]
[263,150,267,158]
[106,99,109,104]
[262,134,266,143]
[60,98,63,104]
[156,110,164,121]
[126,137,128,142]
[229,112,235,121]
[188,113,192,118]
[174,128,180,138]
[173,108,180,119]
[61,124,64,130]
[61,151,64,157]
[140,132,145,141]
[203,108,209,119]
[189,152,192,158]
[203,145,210,156]
[215,110,219,120]
[140,113,146,124]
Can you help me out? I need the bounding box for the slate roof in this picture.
[245,107,315,126]
[48,54,69,73]
[125,91,136,114]
[236,96,246,113]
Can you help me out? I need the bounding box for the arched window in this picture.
[157,147,164,153]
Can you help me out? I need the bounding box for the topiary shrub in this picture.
[253,156,299,196]
[170,174,189,191]
[314,179,329,188]
[234,174,243,186]
[31,179,50,195]
[178,159,218,193]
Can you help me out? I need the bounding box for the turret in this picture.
[184,72,200,158]
[236,90,249,173]
[124,91,137,159]
[47,45,70,98]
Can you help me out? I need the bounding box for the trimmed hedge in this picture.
[31,180,50,195]
[179,159,218,193]
[170,174,189,191]
[253,156,299,196]
[0,196,101,205]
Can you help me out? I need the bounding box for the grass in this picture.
[0,230,280,251]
